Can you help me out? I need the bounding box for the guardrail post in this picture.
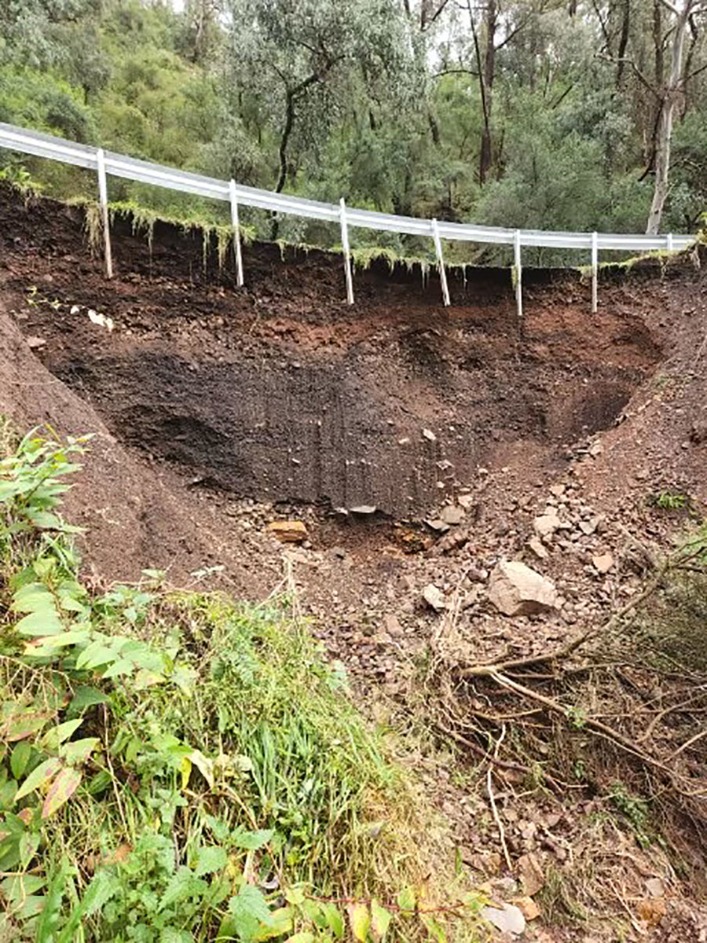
[96,148,113,279]
[666,233,674,252]
[591,231,599,314]
[229,179,244,287]
[339,198,354,305]
[513,229,522,318]
[431,219,450,306]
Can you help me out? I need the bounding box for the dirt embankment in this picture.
[2,186,707,942]
[0,184,669,523]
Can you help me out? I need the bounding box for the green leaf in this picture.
[228,884,277,943]
[67,686,108,714]
[1,874,46,900]
[15,757,62,801]
[232,828,274,851]
[41,766,81,818]
[323,902,345,939]
[370,900,392,940]
[75,641,117,671]
[41,718,83,750]
[194,845,228,877]
[15,609,64,637]
[396,886,416,916]
[285,934,314,943]
[420,914,447,943]
[10,741,32,780]
[60,737,100,765]
[159,867,207,910]
[35,864,68,943]
[347,902,371,943]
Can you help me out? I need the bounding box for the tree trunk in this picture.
[469,0,497,185]
[646,1,692,234]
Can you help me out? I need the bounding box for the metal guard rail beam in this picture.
[0,122,695,311]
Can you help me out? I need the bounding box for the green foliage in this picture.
[0,426,481,941]
[2,0,706,250]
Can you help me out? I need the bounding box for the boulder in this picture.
[266,520,308,543]
[487,561,559,617]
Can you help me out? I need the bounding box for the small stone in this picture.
[457,493,476,510]
[579,519,597,536]
[528,536,549,560]
[440,505,465,526]
[513,897,541,921]
[422,583,446,612]
[422,428,437,442]
[592,552,614,574]
[398,436,411,445]
[533,510,562,538]
[265,520,308,543]
[517,852,545,896]
[425,518,450,534]
[26,335,46,349]
[481,903,526,936]
[549,483,566,497]
[589,442,604,457]
[349,505,377,515]
[383,614,404,636]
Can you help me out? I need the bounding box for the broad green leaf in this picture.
[12,583,55,613]
[396,887,416,916]
[194,845,228,877]
[347,902,371,943]
[323,902,345,939]
[1,874,46,900]
[370,900,392,940]
[67,686,108,714]
[60,737,100,765]
[284,934,314,943]
[101,658,135,679]
[10,741,32,780]
[159,867,207,910]
[41,718,83,750]
[75,640,116,671]
[19,831,40,867]
[15,609,64,637]
[0,779,18,809]
[232,828,274,851]
[41,766,81,818]
[252,908,293,942]
[35,864,68,943]
[228,884,277,943]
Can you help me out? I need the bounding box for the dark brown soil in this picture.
[0,185,662,523]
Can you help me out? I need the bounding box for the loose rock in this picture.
[422,583,446,612]
[528,536,549,560]
[481,903,526,936]
[440,505,465,526]
[592,552,614,574]
[266,520,309,543]
[488,561,559,617]
[533,510,562,538]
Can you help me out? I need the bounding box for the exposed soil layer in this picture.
[2,187,707,942]
[0,185,662,519]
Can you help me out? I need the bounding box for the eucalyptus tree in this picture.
[221,0,421,198]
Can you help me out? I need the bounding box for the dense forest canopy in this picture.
[1,0,706,257]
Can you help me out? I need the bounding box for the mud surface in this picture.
[0,185,660,518]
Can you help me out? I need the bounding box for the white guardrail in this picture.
[0,122,695,314]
